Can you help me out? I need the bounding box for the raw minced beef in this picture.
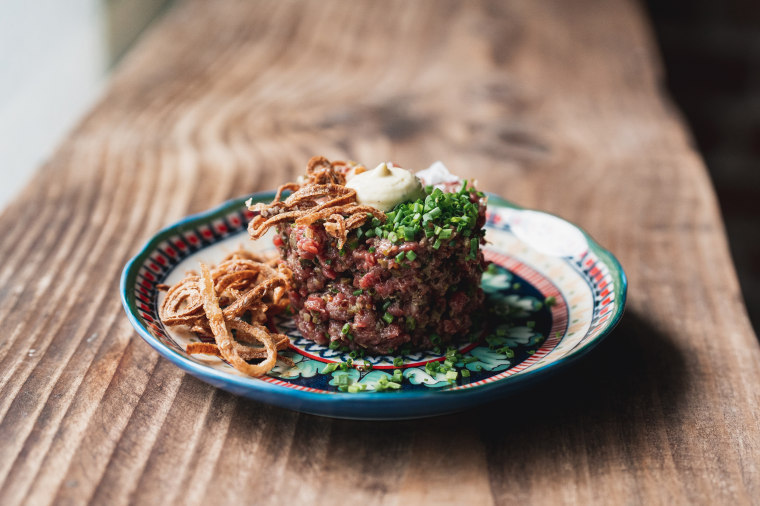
[274,197,486,354]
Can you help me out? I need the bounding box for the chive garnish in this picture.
[359,181,483,245]
[322,363,339,374]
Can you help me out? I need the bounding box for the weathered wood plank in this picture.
[0,0,758,504]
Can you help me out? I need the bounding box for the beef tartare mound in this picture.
[248,156,487,354]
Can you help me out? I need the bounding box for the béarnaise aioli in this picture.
[345,162,425,212]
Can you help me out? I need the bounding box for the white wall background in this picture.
[0,0,171,210]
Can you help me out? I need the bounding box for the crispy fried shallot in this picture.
[247,156,386,249]
[199,263,277,376]
[158,248,293,376]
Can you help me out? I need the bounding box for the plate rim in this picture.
[120,191,628,416]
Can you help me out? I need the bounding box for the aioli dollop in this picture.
[345,162,425,212]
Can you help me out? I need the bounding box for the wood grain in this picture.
[1,0,758,504]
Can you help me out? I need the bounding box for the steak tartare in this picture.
[249,157,487,355]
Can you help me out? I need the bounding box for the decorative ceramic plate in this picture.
[120,192,627,420]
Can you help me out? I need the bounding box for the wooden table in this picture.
[1,0,758,504]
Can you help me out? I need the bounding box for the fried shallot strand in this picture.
[158,249,294,377]
[247,157,387,248]
[186,336,294,367]
[273,182,301,204]
[199,264,277,377]
[305,155,346,185]
[222,276,288,318]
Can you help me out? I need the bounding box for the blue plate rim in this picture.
[120,191,628,417]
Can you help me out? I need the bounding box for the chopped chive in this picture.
[406,250,417,261]
[393,357,403,367]
[328,341,340,350]
[341,323,351,335]
[382,312,394,324]
[545,296,557,306]
[461,369,471,378]
[395,251,405,262]
[362,182,483,255]
[353,289,363,295]
[321,363,338,374]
